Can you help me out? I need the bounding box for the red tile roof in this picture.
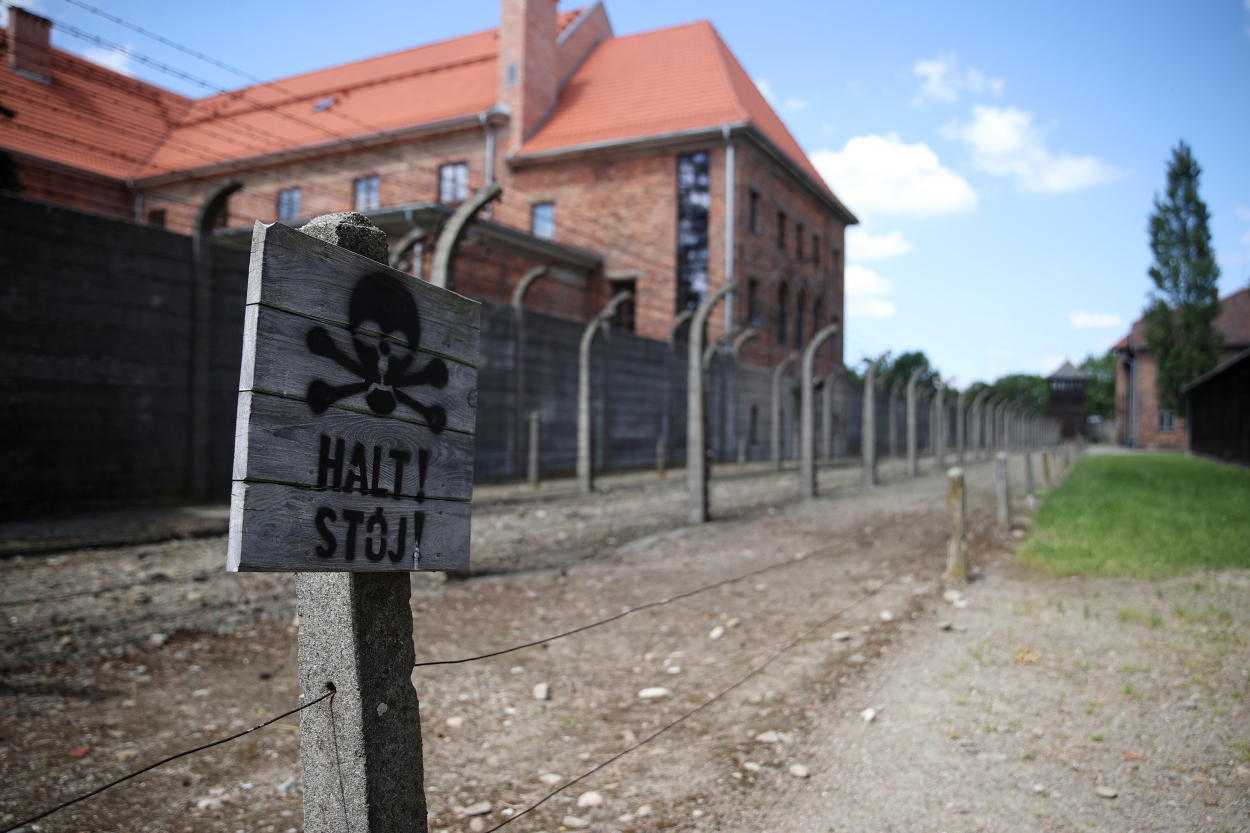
[518,20,835,198]
[1118,288,1250,352]
[0,42,190,179]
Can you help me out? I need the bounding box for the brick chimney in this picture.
[7,7,52,84]
[498,0,558,150]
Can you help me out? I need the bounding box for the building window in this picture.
[611,279,637,333]
[748,189,761,234]
[1158,408,1176,432]
[746,276,760,324]
[796,222,805,259]
[438,162,468,203]
[531,202,555,240]
[675,151,710,312]
[277,187,301,222]
[354,175,380,212]
[795,288,806,348]
[409,241,424,281]
[776,283,788,345]
[777,209,787,250]
[146,208,166,228]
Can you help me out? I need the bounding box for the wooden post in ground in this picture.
[687,281,736,523]
[771,353,798,470]
[906,364,927,476]
[800,323,841,498]
[995,451,1012,529]
[578,292,633,493]
[1042,450,1053,491]
[231,211,481,833]
[862,352,888,487]
[945,466,967,581]
[527,410,540,490]
[1024,451,1036,507]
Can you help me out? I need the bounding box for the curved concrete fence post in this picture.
[730,327,761,463]
[888,381,902,459]
[658,309,695,475]
[688,281,736,523]
[970,390,990,460]
[771,353,799,470]
[800,323,842,498]
[577,291,633,494]
[387,225,427,271]
[862,352,889,487]
[906,365,928,476]
[511,265,550,478]
[822,371,836,463]
[934,380,948,470]
[431,182,501,291]
[995,451,1012,528]
[956,386,968,465]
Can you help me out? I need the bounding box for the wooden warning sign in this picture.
[227,222,478,572]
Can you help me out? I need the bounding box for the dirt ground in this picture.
[2,452,1247,833]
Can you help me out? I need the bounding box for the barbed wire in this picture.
[481,575,895,832]
[0,687,334,833]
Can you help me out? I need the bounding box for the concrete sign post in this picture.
[230,213,480,833]
[771,353,798,470]
[800,323,841,499]
[905,365,927,476]
[688,281,735,523]
[862,352,888,487]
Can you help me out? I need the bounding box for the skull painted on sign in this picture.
[305,273,449,432]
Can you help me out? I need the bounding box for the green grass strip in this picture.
[1020,453,1250,579]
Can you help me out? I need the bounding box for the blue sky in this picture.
[11,0,1250,385]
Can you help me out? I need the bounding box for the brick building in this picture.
[1114,288,1250,449]
[1,2,856,372]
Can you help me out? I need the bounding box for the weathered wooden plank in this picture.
[240,303,477,436]
[234,391,474,501]
[249,222,479,365]
[227,481,469,572]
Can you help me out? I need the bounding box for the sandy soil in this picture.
[2,451,1246,833]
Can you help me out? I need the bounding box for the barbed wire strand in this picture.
[480,577,893,832]
[412,545,846,669]
[0,688,334,833]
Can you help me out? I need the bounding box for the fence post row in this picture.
[906,364,927,476]
[771,352,798,470]
[578,291,633,494]
[688,280,736,523]
[800,323,842,498]
[511,265,550,478]
[862,352,889,487]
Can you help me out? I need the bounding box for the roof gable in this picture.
[1120,288,1250,352]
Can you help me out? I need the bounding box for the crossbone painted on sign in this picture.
[305,273,450,432]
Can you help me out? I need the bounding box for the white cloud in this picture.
[82,44,137,76]
[754,78,776,104]
[912,52,1004,104]
[944,105,1118,193]
[846,264,896,319]
[783,96,809,113]
[847,227,913,260]
[811,133,978,217]
[1068,311,1124,329]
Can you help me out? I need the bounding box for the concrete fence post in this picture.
[771,353,798,470]
[906,365,927,476]
[511,265,550,478]
[934,380,948,470]
[688,280,736,523]
[801,323,842,498]
[888,381,901,459]
[1024,451,1036,507]
[577,291,632,493]
[294,211,427,833]
[527,410,540,490]
[946,466,967,582]
[731,326,761,465]
[660,309,695,475]
[995,450,1012,529]
[1042,450,1053,491]
[956,387,968,465]
[862,352,889,487]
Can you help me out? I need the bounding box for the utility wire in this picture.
[0,689,334,833]
[481,577,893,832]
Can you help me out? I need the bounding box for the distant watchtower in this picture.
[1047,360,1089,439]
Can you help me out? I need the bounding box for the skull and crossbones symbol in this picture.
[305,272,449,432]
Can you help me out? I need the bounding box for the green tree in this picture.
[1143,141,1222,412]
[878,350,937,393]
[988,374,1048,414]
[1079,351,1116,419]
